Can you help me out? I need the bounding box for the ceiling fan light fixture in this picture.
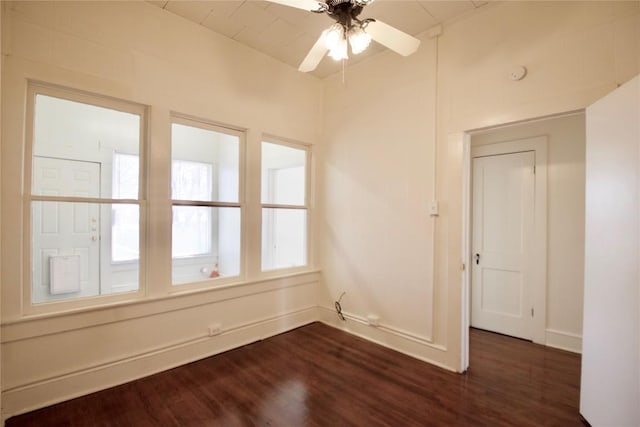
[324,23,345,51]
[328,37,349,60]
[348,25,371,55]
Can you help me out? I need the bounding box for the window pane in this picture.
[112,153,139,199]
[32,94,140,199]
[261,142,306,205]
[31,201,139,304]
[112,204,139,262]
[172,207,241,285]
[172,206,212,258]
[171,123,239,203]
[262,208,307,271]
[172,160,212,201]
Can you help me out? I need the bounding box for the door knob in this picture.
[91,236,98,241]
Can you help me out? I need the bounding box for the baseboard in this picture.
[545,328,582,354]
[317,306,455,373]
[1,307,318,422]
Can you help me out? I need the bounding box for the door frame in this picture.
[460,129,549,371]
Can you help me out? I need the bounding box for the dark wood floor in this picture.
[7,322,583,426]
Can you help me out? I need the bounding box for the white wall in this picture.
[320,1,639,371]
[1,0,321,420]
[439,0,638,369]
[318,33,442,363]
[472,113,586,353]
[581,75,639,426]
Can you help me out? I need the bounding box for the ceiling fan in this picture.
[266,0,421,72]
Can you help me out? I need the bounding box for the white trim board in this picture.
[545,329,582,354]
[1,307,318,422]
[2,271,321,342]
[317,306,454,373]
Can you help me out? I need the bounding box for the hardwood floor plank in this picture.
[6,323,583,426]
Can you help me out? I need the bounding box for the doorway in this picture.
[460,112,586,371]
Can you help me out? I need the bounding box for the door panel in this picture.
[471,151,535,339]
[481,268,521,316]
[32,157,100,303]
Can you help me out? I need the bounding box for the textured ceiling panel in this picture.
[164,1,217,24]
[417,1,475,22]
[366,1,439,35]
[148,0,489,78]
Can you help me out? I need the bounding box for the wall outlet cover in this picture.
[208,323,222,336]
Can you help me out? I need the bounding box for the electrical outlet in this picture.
[208,323,222,337]
[366,315,380,327]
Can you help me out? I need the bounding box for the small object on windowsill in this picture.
[209,263,220,279]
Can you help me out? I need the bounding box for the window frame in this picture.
[260,136,312,273]
[23,82,148,314]
[169,113,246,290]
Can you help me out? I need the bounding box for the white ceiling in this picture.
[147,0,489,78]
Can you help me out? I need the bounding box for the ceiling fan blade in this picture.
[299,32,328,72]
[264,0,326,12]
[365,20,421,56]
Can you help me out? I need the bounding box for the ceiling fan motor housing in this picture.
[325,0,367,29]
[326,0,354,6]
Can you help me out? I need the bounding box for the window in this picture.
[28,86,145,304]
[171,118,242,285]
[112,153,140,262]
[24,83,310,312]
[261,140,309,271]
[112,155,215,261]
[171,159,213,258]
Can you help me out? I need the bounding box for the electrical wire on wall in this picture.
[425,32,440,344]
[335,291,346,321]
[431,34,439,280]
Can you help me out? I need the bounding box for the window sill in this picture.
[1,269,321,343]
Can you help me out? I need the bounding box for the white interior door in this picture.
[471,151,535,340]
[32,156,101,302]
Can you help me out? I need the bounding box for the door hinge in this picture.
[533,165,536,174]
[531,308,534,317]
[462,263,466,271]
